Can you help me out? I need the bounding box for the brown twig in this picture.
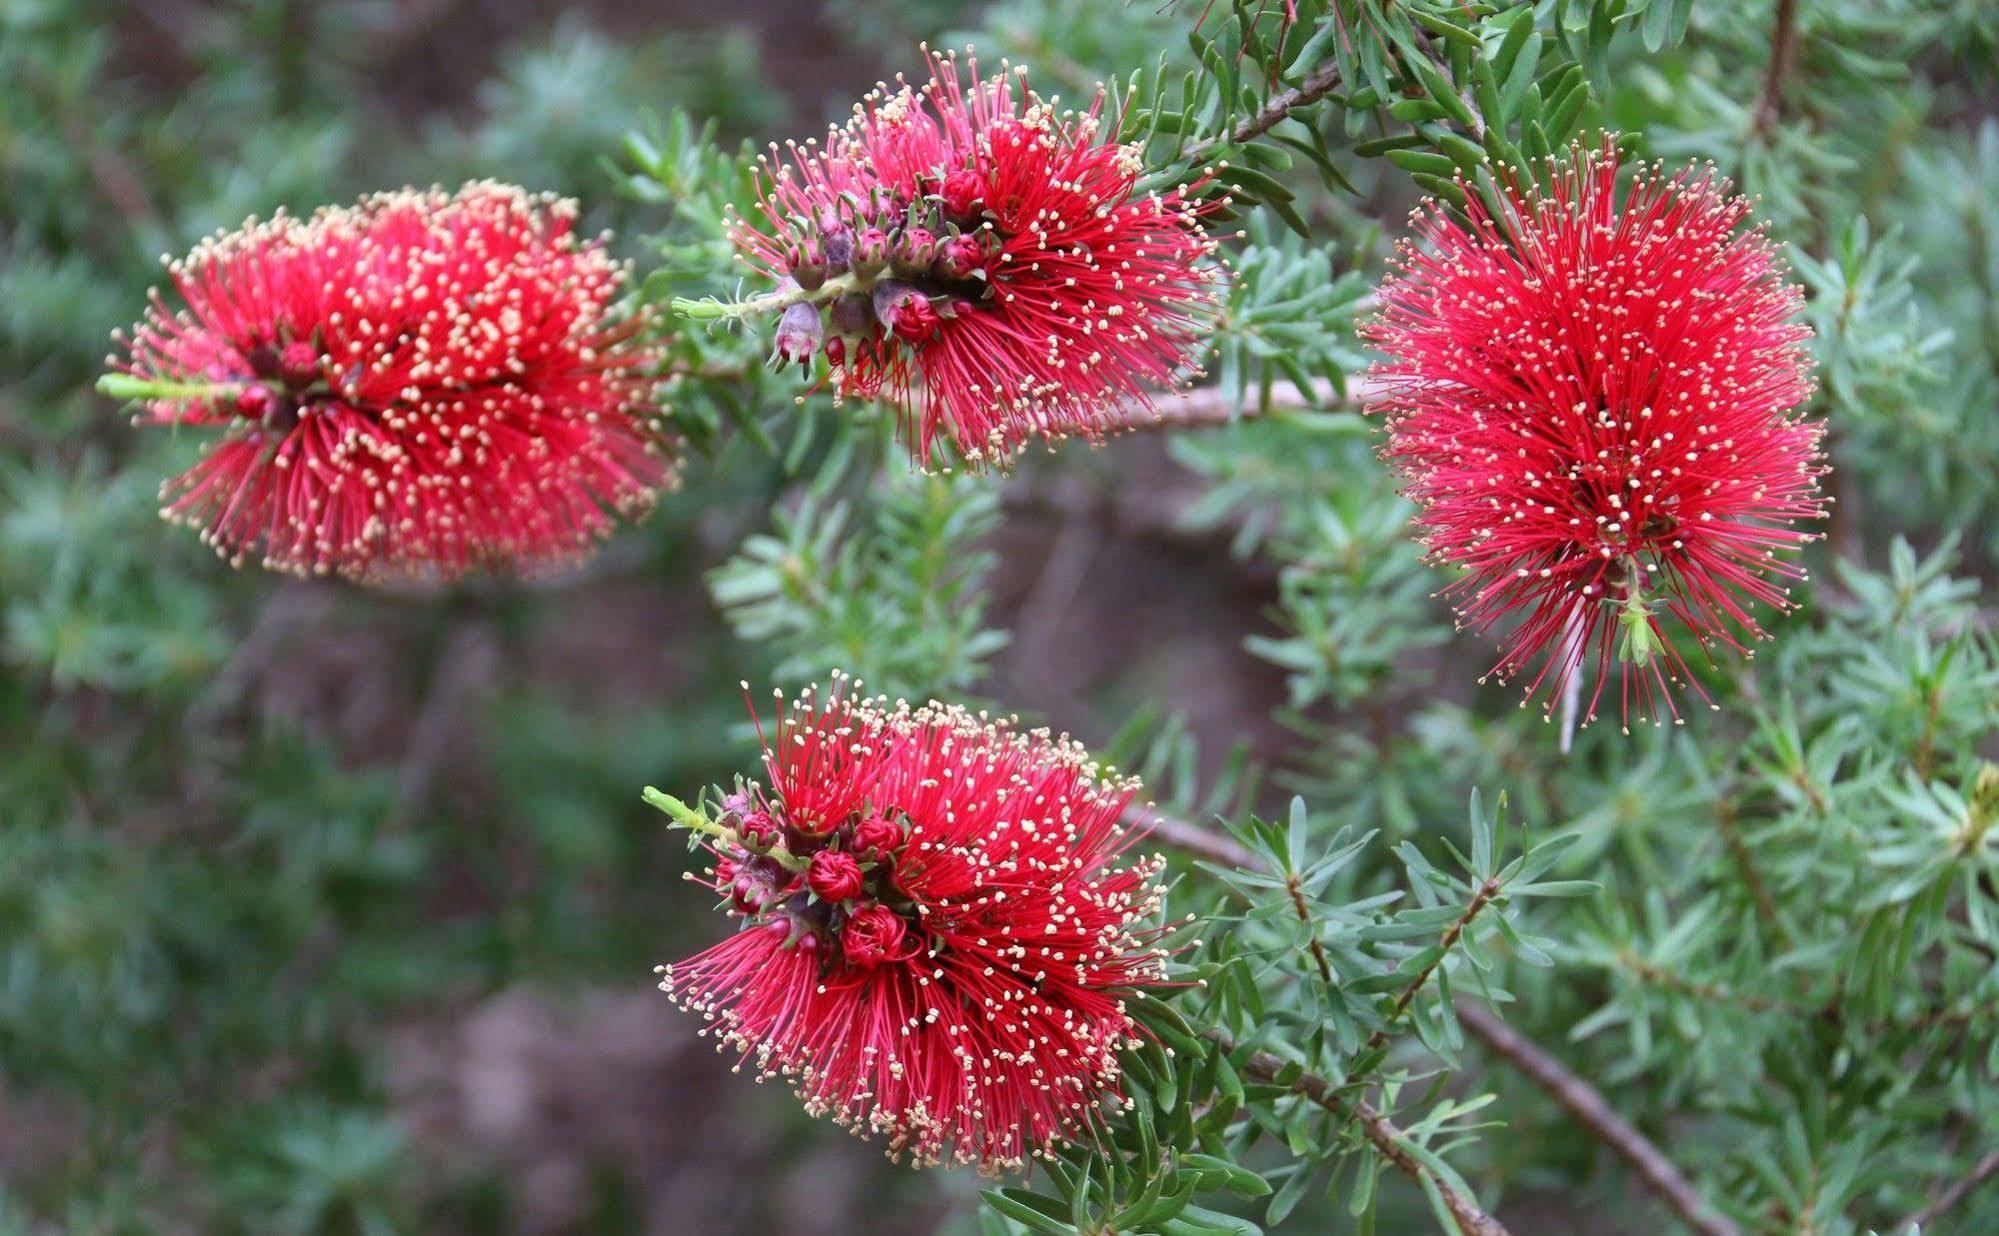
[1286,873,1338,984]
[1752,0,1800,136]
[385,623,498,831]
[1452,1001,1741,1236]
[1207,1029,1513,1236]
[1895,1149,1999,1235]
[1184,59,1348,163]
[1610,949,1789,1014]
[1141,806,1736,1236]
[1130,802,1257,868]
[1130,376,1383,432]
[1356,878,1501,1065]
[1715,796,1785,943]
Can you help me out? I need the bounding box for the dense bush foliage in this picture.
[3,1,1995,1233]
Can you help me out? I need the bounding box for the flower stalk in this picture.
[96,373,246,403]
[672,271,866,323]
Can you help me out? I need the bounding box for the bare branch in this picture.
[386,623,499,831]
[1896,1149,1999,1235]
[1752,0,1800,135]
[1130,802,1258,868]
[1452,1000,1741,1236]
[1129,376,1384,432]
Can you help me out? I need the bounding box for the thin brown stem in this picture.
[1453,1001,1742,1236]
[1184,59,1347,163]
[1207,1029,1513,1236]
[1131,802,1257,868]
[1612,950,1789,1014]
[1715,796,1785,944]
[1286,874,1337,985]
[1752,0,1800,136]
[1356,879,1501,1065]
[384,623,497,831]
[1896,1149,1999,1234]
[1144,807,1733,1236]
[1129,376,1383,432]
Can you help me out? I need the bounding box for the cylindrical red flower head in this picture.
[108,182,676,581]
[1362,140,1826,727]
[731,49,1225,468]
[658,677,1169,1170]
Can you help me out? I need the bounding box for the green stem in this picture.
[642,787,808,872]
[97,373,246,403]
[671,272,866,323]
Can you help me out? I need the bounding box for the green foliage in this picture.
[710,470,1010,700]
[7,0,1998,1233]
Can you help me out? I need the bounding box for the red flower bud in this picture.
[840,904,909,967]
[790,240,830,291]
[736,810,783,849]
[936,235,986,281]
[806,849,866,903]
[823,336,847,366]
[874,283,941,344]
[772,301,824,370]
[278,342,322,386]
[852,814,902,858]
[940,169,986,220]
[851,227,891,277]
[235,384,276,420]
[827,293,875,339]
[892,227,937,276]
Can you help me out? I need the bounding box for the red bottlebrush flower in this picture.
[107,182,674,581]
[1363,140,1826,727]
[729,50,1225,468]
[658,679,1170,1169]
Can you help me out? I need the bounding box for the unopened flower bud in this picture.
[806,850,866,903]
[853,814,902,858]
[936,235,986,281]
[827,293,875,339]
[790,241,830,291]
[851,227,891,278]
[235,384,276,420]
[817,209,854,268]
[279,342,322,386]
[873,282,941,344]
[840,904,909,967]
[891,227,937,276]
[940,169,985,220]
[737,810,783,850]
[772,302,823,370]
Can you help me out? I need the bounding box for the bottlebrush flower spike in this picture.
[104,182,674,581]
[717,48,1225,468]
[650,676,1171,1170]
[1363,140,1826,728]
